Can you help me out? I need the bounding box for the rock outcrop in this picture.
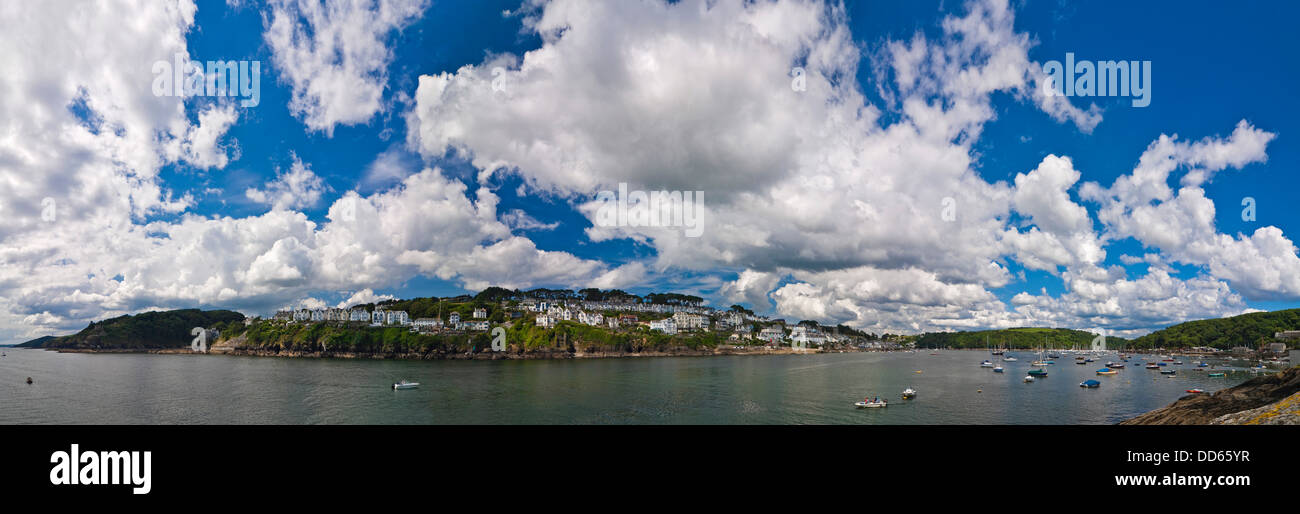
[1210,392,1300,425]
[1121,366,1300,425]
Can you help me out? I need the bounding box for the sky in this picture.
[2,0,1299,342]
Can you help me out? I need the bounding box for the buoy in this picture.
[26,377,32,385]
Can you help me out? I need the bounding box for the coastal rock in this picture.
[1120,366,1300,425]
[1210,392,1300,425]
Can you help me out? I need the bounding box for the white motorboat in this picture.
[855,399,888,408]
[902,388,916,399]
[980,360,994,368]
[392,380,420,390]
[1023,375,1035,382]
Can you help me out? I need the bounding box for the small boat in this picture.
[392,380,420,390]
[1023,375,1035,383]
[1146,363,1160,369]
[1172,361,1183,365]
[993,366,1004,373]
[902,388,917,399]
[1157,362,1168,367]
[1028,368,1048,377]
[1084,358,1095,363]
[1079,379,1100,388]
[1096,368,1118,375]
[1208,372,1226,377]
[1197,362,1209,368]
[1160,369,1176,375]
[1186,388,1205,394]
[1106,362,1125,369]
[26,377,33,385]
[856,399,888,408]
[980,360,994,368]
[1003,356,1017,361]
[1075,360,1088,365]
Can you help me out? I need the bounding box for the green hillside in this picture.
[14,335,61,348]
[915,327,1124,349]
[26,309,244,350]
[1131,309,1300,350]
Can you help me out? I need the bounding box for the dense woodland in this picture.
[1131,309,1300,350]
[915,327,1123,349]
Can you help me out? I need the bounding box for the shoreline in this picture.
[44,345,877,361]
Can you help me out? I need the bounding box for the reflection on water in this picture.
[0,348,1265,424]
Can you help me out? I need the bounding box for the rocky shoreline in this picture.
[1121,366,1300,425]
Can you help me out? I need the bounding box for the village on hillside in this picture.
[263,288,909,351]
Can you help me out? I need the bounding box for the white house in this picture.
[349,309,369,322]
[412,318,443,331]
[578,311,604,326]
[464,320,489,331]
[672,312,706,331]
[371,310,386,325]
[473,308,488,319]
[449,312,460,325]
[790,325,826,346]
[536,314,556,328]
[758,326,785,343]
[385,310,410,326]
[649,318,677,335]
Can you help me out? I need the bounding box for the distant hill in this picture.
[14,335,62,348]
[916,327,1125,349]
[1131,308,1300,350]
[21,309,244,350]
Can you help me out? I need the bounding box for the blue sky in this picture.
[2,0,1298,341]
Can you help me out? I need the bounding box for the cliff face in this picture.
[1121,367,1300,425]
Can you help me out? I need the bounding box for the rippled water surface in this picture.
[0,349,1264,424]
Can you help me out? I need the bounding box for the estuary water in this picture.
[0,348,1263,424]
